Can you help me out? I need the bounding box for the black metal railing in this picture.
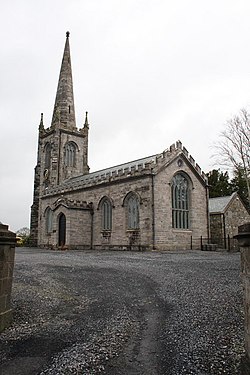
[190,235,239,252]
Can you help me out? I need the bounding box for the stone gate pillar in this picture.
[0,223,16,332]
[235,223,250,374]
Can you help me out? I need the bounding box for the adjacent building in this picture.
[209,192,250,249]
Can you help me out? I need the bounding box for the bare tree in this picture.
[214,108,250,205]
[16,227,30,237]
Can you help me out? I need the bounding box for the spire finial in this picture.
[84,111,89,128]
[66,31,70,38]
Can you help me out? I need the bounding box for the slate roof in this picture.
[67,154,158,185]
[209,192,237,214]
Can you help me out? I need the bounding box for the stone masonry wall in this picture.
[241,247,250,372]
[39,129,87,188]
[224,196,250,238]
[0,224,16,332]
[38,162,208,250]
[210,214,223,241]
[236,223,250,374]
[39,174,153,249]
[153,156,208,250]
[38,141,208,250]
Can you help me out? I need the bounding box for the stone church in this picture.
[30,32,209,251]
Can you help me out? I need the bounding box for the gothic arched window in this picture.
[171,173,190,229]
[45,207,53,233]
[65,142,77,167]
[45,143,51,169]
[101,198,112,230]
[126,193,140,229]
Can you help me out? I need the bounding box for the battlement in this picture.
[167,141,208,183]
[42,140,207,197]
[39,124,86,138]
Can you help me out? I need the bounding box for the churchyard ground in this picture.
[0,248,244,374]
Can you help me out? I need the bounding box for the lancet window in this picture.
[44,143,52,169]
[101,198,112,231]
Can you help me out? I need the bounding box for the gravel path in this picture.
[0,248,244,374]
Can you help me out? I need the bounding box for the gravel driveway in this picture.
[0,248,244,375]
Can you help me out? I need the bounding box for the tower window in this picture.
[171,173,190,229]
[44,143,51,169]
[65,142,76,167]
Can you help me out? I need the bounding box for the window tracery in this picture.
[171,173,189,229]
[65,142,77,167]
[126,193,139,229]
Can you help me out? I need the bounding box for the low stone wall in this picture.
[235,223,250,374]
[0,223,16,332]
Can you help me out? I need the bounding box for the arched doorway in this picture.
[58,213,66,246]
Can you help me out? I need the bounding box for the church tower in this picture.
[30,32,89,246]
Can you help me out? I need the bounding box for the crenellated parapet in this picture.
[42,140,208,197]
[166,140,208,183]
[39,123,88,139]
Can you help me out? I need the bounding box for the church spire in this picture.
[51,31,76,129]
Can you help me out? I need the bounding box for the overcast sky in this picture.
[1,0,250,232]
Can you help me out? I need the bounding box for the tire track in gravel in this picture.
[103,290,169,375]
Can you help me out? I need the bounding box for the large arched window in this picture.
[171,173,189,229]
[45,207,53,233]
[44,143,52,169]
[101,198,112,230]
[126,193,140,229]
[65,142,77,167]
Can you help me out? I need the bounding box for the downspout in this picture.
[151,169,155,250]
[90,203,94,250]
[205,184,210,239]
[222,213,226,249]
